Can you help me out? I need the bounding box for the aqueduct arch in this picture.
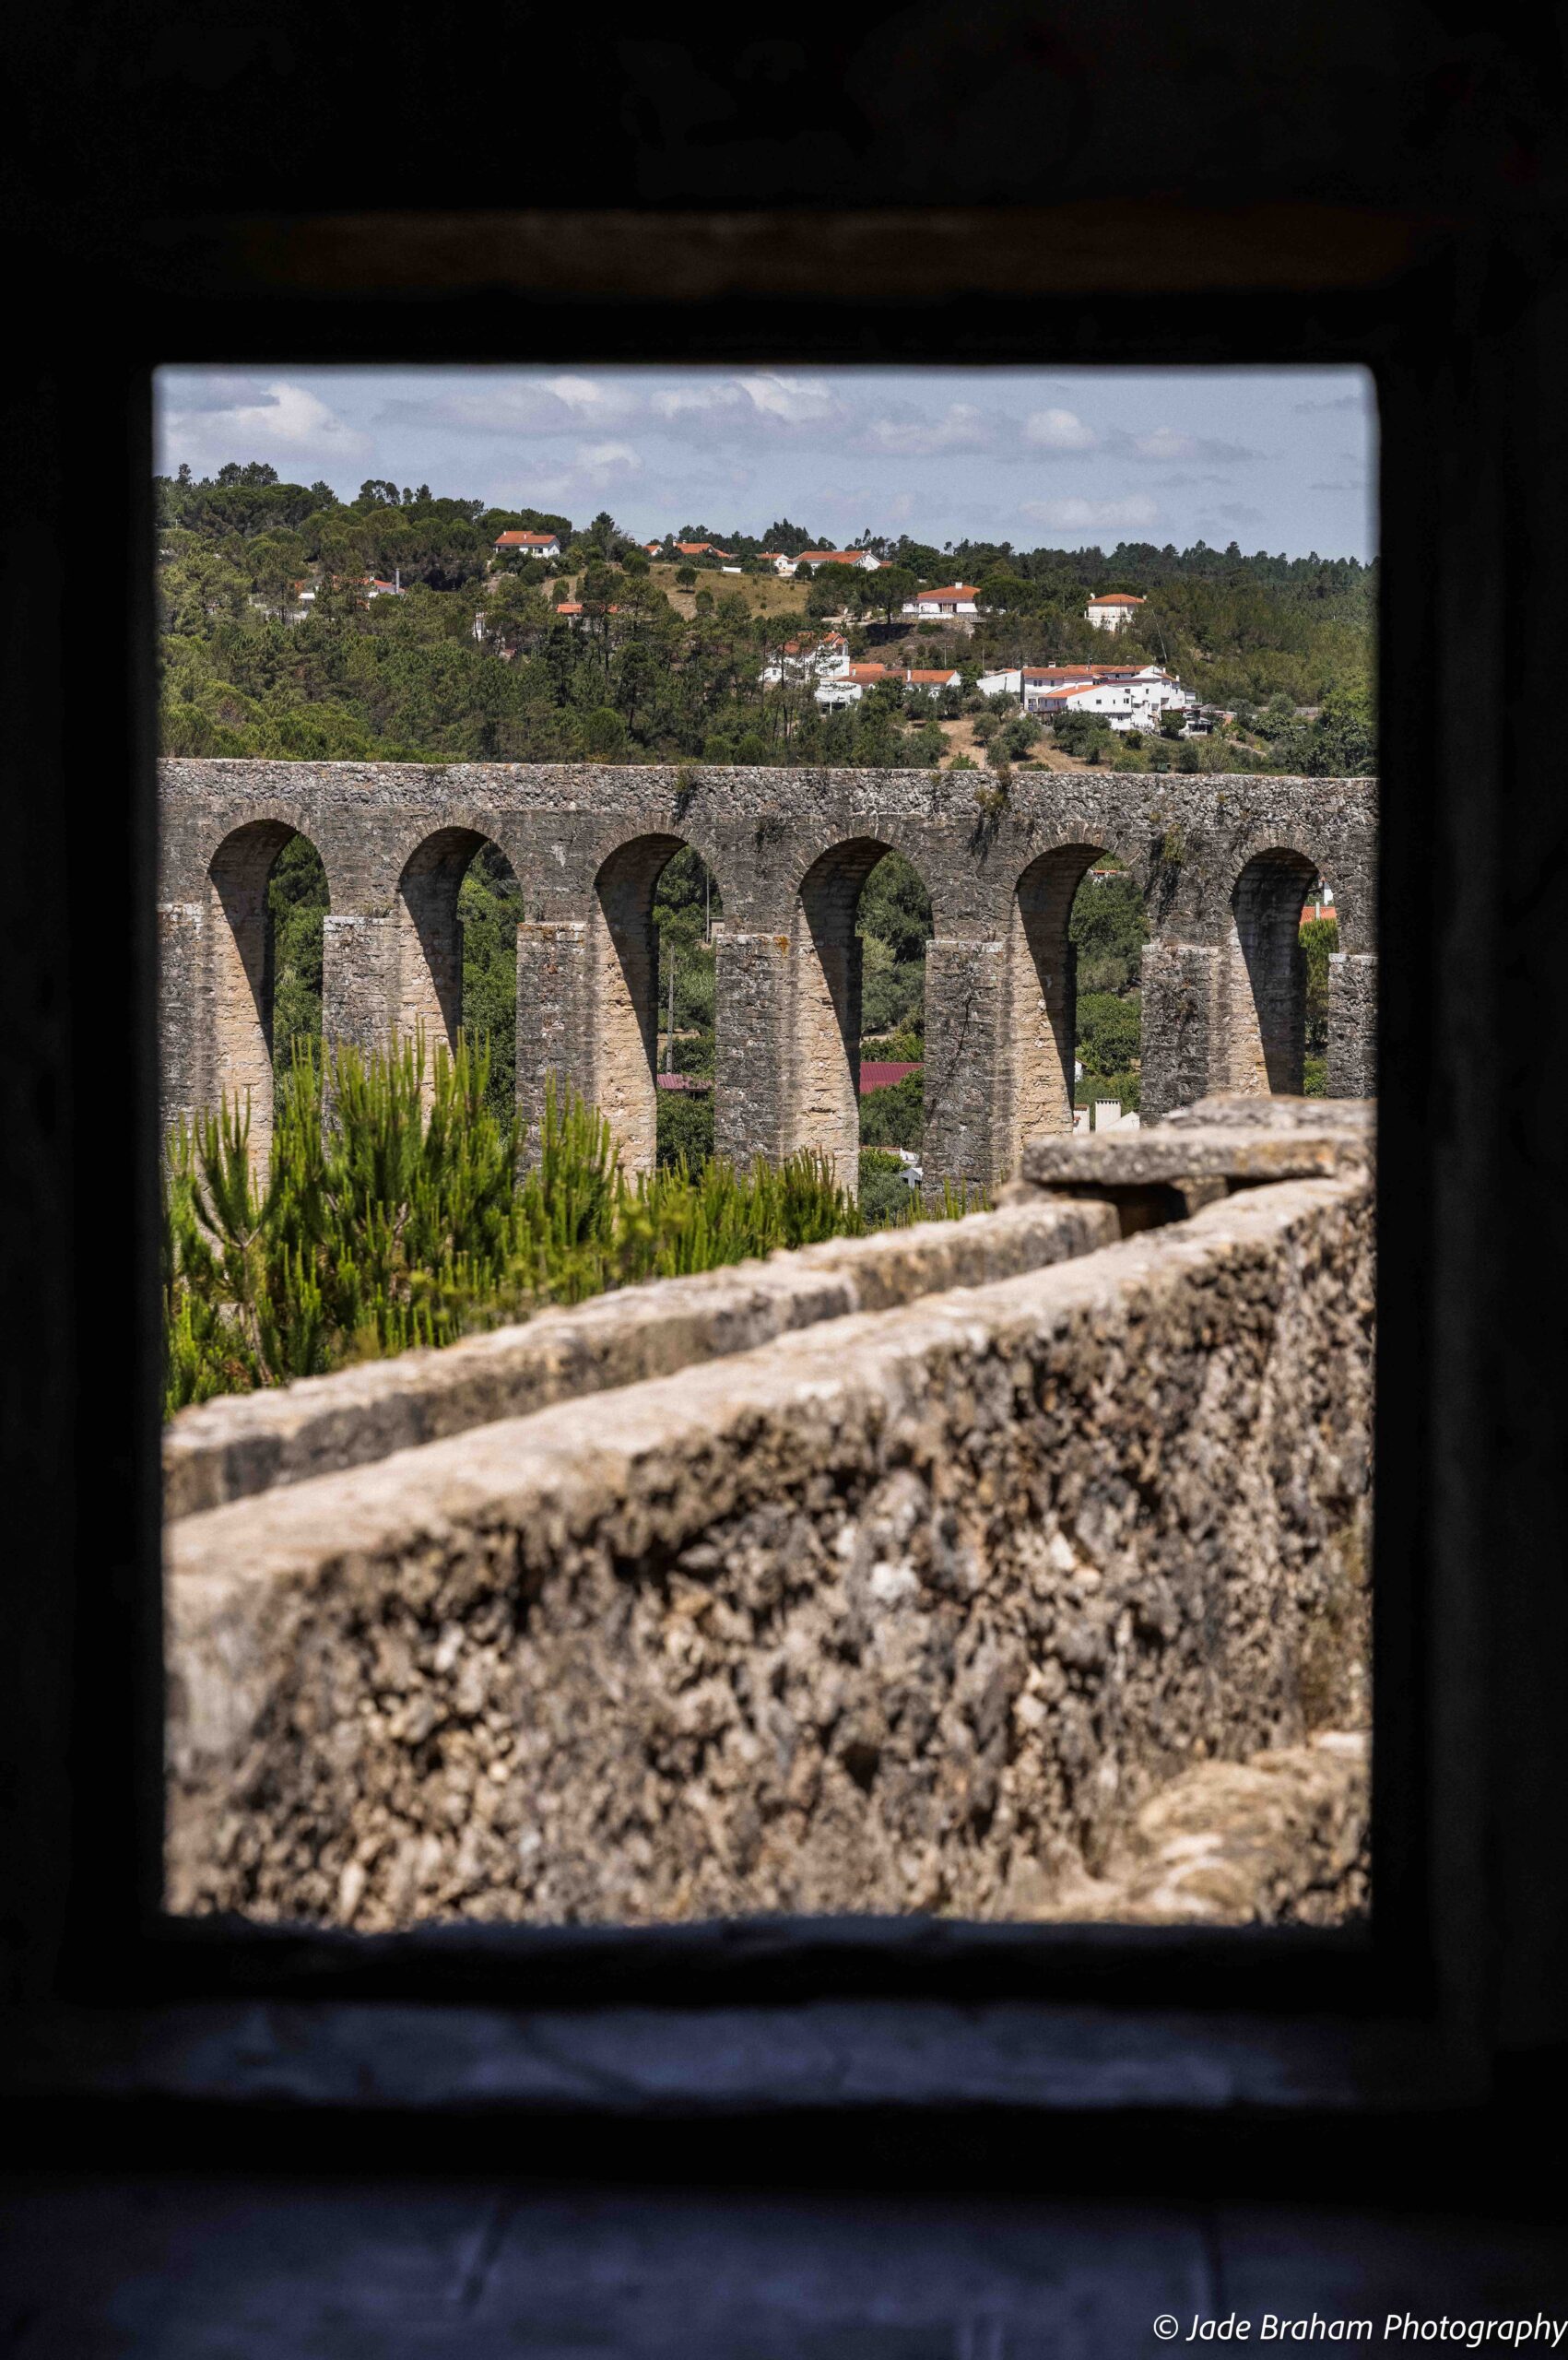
[785,836,933,1186]
[1221,845,1322,1097]
[160,762,1378,1186]
[1006,841,1144,1158]
[394,826,523,1097]
[587,832,688,1174]
[201,817,327,1158]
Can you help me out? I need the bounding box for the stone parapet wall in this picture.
[166,1172,1373,1931]
[163,1198,1120,1520]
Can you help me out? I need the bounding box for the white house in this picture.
[978,662,1197,726]
[815,660,893,708]
[759,631,849,687]
[494,528,562,560]
[815,661,959,709]
[902,583,980,619]
[756,550,799,576]
[1043,670,1197,733]
[798,549,882,572]
[1084,590,1146,632]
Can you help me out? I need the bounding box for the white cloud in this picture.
[1131,426,1198,462]
[733,372,843,425]
[1121,426,1262,464]
[1023,407,1097,452]
[159,377,371,469]
[867,403,993,456]
[542,374,616,411]
[650,372,845,431]
[650,383,737,420]
[371,378,639,438]
[1022,495,1159,531]
[565,443,643,497]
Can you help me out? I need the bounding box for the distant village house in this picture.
[1084,590,1146,632]
[902,583,980,619]
[797,549,882,572]
[494,528,561,560]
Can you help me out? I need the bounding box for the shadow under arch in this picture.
[1006,840,1139,1167]
[786,835,934,1188]
[1222,844,1323,1096]
[203,817,328,1158]
[395,825,522,1100]
[587,832,694,1174]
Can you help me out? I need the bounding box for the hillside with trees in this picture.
[158,463,1374,777]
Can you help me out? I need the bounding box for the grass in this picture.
[649,563,814,623]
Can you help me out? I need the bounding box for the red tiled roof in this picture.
[495,528,559,547]
[916,584,980,601]
[1088,591,1145,605]
[859,1061,921,1094]
[904,668,958,683]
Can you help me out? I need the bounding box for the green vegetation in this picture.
[860,1072,923,1152]
[157,463,1373,773]
[1070,868,1149,1112]
[1302,914,1339,1094]
[266,835,327,1062]
[858,1148,915,1229]
[163,1039,944,1419]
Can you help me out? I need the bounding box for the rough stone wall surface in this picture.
[162,1198,1119,1519]
[165,1173,1373,1931]
[1041,1730,1368,1925]
[1327,951,1380,1097]
[159,762,1378,1184]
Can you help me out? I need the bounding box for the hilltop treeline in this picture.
[157,462,1374,773]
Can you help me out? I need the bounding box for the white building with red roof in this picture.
[977,660,1196,730]
[759,631,849,687]
[902,584,981,618]
[815,661,961,709]
[493,528,562,560]
[797,549,882,572]
[1084,590,1146,631]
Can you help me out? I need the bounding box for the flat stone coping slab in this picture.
[163,1197,1119,1521]
[1021,1098,1373,1191]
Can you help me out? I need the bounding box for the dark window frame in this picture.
[35,209,1526,2156]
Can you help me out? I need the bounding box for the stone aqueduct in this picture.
[159,760,1378,1186]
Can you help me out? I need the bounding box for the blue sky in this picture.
[155,364,1376,560]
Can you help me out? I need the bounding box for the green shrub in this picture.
[655,1086,714,1171]
[858,1148,914,1231]
[164,1039,981,1418]
[859,1069,923,1150]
